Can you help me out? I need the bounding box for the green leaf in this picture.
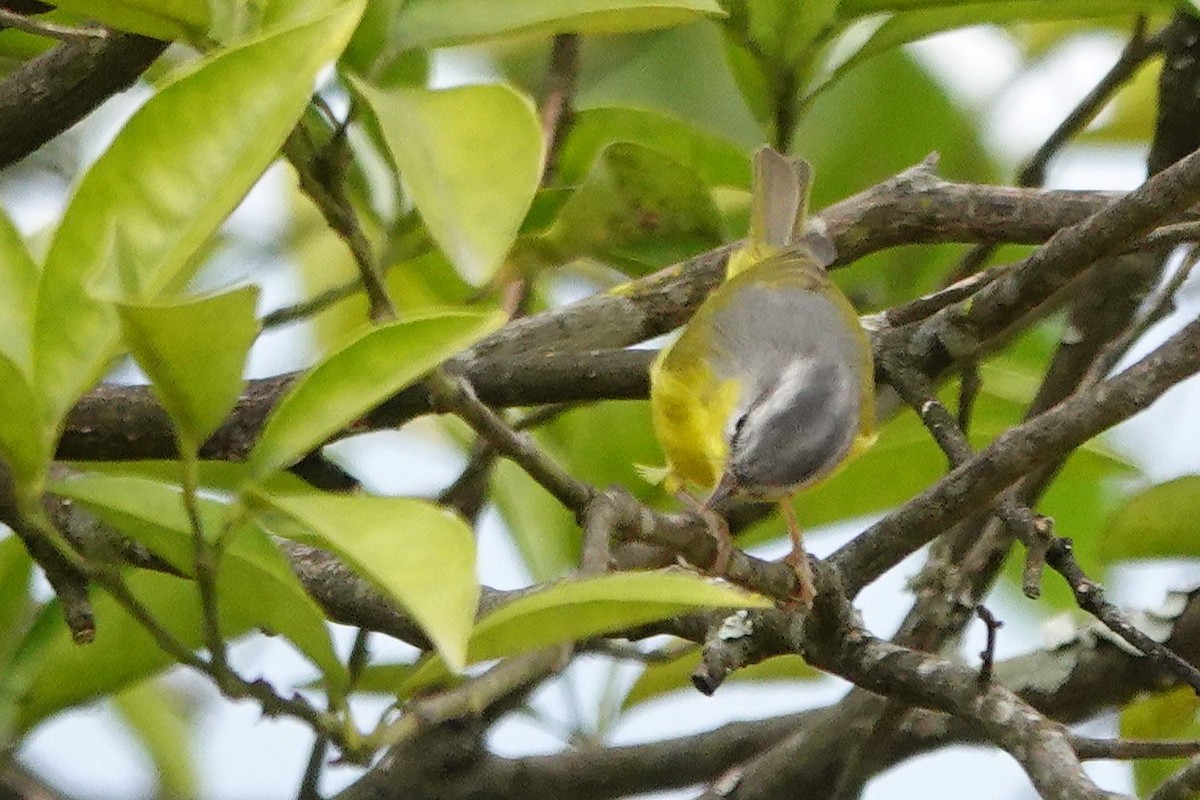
[47,0,203,39]
[577,21,763,149]
[35,1,366,425]
[48,470,349,693]
[0,537,34,742]
[112,679,197,800]
[1100,477,1200,563]
[622,649,818,710]
[406,571,770,689]
[0,207,37,376]
[248,309,505,476]
[388,0,724,50]
[306,661,420,695]
[0,357,48,484]
[545,142,725,271]
[118,287,260,452]
[13,571,251,730]
[824,1,1171,92]
[555,107,752,188]
[491,459,579,582]
[351,78,544,282]
[1120,687,1200,796]
[836,0,1172,17]
[253,491,479,672]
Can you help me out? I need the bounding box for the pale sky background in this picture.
[4,23,1200,800]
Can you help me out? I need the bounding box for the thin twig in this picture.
[283,109,395,323]
[975,605,1002,688]
[875,349,1200,694]
[0,9,107,40]
[539,33,580,180]
[427,370,594,515]
[1149,755,1200,800]
[1079,248,1199,390]
[947,17,1161,281]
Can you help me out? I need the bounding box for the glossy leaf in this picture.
[254,491,479,672]
[112,680,197,800]
[118,286,260,451]
[388,0,724,51]
[48,471,349,693]
[407,571,771,687]
[35,1,365,425]
[248,310,505,476]
[351,78,544,282]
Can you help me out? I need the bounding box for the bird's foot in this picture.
[701,506,734,575]
[781,548,816,611]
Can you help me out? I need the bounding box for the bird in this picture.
[646,145,876,606]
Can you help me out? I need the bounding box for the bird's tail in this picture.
[728,146,834,276]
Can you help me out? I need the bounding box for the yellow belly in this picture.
[648,340,741,494]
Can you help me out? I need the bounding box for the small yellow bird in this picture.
[648,146,875,605]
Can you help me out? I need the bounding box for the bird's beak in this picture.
[704,472,738,511]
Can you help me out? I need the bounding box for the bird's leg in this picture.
[780,500,816,608]
[677,491,734,575]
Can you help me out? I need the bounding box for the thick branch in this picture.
[0,31,168,169]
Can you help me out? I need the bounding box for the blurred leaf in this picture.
[341,0,428,83]
[1120,687,1200,796]
[823,2,1167,96]
[1100,477,1200,563]
[388,0,725,51]
[351,78,544,282]
[117,286,259,452]
[791,48,997,309]
[47,0,202,39]
[62,460,317,497]
[112,679,196,800]
[577,21,764,149]
[248,310,505,476]
[254,491,479,672]
[0,537,34,743]
[543,401,664,502]
[0,206,36,375]
[546,142,725,271]
[14,571,254,730]
[1079,58,1159,146]
[623,649,818,709]
[491,459,580,582]
[836,0,1172,17]
[555,107,753,188]
[310,661,420,695]
[0,357,47,484]
[733,370,1136,545]
[406,571,771,689]
[35,2,365,425]
[48,471,349,693]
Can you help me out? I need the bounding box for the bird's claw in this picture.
[782,549,816,610]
